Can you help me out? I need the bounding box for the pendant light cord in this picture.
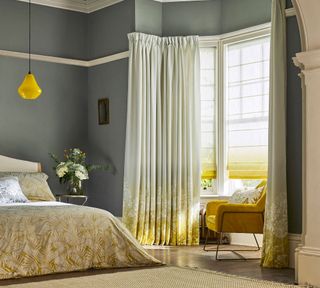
[28,0,31,74]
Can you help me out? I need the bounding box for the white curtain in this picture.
[123,33,201,245]
[261,0,289,268]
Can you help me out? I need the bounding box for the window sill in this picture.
[200,194,231,206]
[200,194,229,198]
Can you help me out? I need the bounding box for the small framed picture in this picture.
[98,98,109,125]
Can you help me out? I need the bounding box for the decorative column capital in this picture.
[293,49,320,71]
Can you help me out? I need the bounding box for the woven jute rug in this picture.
[0,266,299,288]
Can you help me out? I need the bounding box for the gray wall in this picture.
[0,0,87,59]
[162,0,222,36]
[87,0,135,215]
[221,0,272,33]
[286,15,302,234]
[161,0,271,37]
[0,0,88,193]
[87,0,135,58]
[88,60,129,215]
[135,0,162,36]
[0,59,88,193]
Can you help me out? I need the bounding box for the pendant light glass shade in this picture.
[18,0,42,100]
[18,73,42,100]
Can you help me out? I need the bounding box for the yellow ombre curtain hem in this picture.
[262,230,289,268]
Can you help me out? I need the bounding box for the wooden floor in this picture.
[146,245,295,284]
[0,245,295,286]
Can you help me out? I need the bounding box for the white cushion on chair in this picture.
[229,187,264,204]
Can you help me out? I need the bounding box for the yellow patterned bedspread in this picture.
[0,202,160,279]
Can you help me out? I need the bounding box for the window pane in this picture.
[201,70,215,85]
[200,48,215,69]
[241,44,262,63]
[200,47,217,196]
[225,36,270,195]
[201,101,215,120]
[201,86,214,101]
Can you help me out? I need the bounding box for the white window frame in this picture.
[199,23,271,199]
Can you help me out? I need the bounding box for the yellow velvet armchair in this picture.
[204,180,267,260]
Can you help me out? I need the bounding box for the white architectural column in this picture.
[293,0,320,286]
[294,50,320,287]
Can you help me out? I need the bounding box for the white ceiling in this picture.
[17,0,207,13]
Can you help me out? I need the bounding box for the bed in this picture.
[0,155,160,279]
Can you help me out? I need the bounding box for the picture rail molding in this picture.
[0,8,295,68]
[0,50,129,68]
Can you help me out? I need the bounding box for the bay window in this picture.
[200,26,271,196]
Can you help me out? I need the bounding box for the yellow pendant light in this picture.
[18,73,42,100]
[18,0,42,100]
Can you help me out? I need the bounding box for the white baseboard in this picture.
[288,233,302,269]
[229,233,263,247]
[296,246,320,287]
[230,233,301,269]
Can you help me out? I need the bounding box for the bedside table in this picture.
[56,194,88,206]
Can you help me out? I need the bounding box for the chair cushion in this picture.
[229,186,264,204]
[206,215,216,231]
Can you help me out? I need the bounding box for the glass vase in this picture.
[67,180,84,195]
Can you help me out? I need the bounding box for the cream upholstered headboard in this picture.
[0,155,41,172]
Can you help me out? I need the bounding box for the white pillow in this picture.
[0,176,29,204]
[229,186,264,204]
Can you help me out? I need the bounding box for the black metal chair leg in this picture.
[204,232,262,261]
[215,233,222,260]
[203,229,209,251]
[253,233,260,251]
[204,230,261,260]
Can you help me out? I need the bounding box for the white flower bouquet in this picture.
[50,148,109,195]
